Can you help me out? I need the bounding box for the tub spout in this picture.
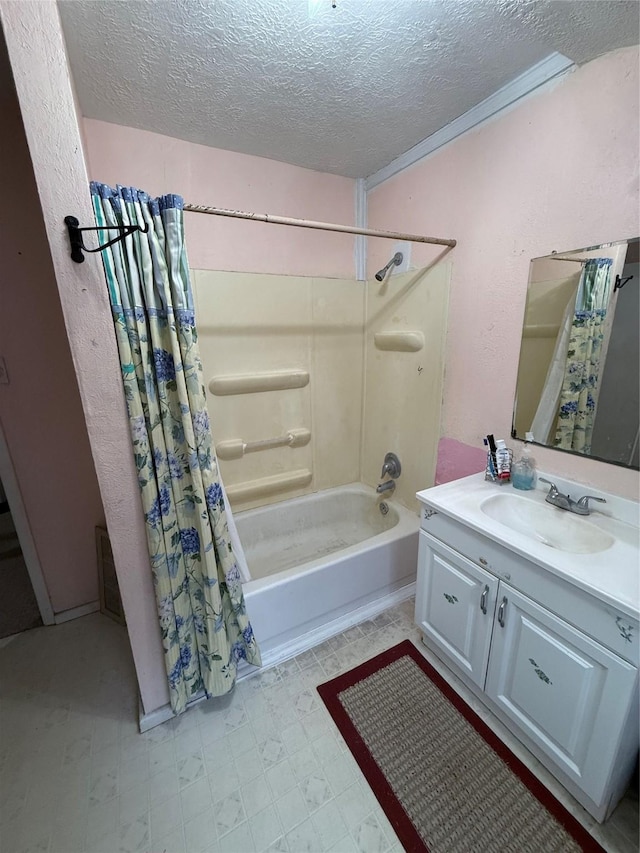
[376,480,396,494]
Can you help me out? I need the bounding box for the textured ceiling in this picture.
[58,0,639,178]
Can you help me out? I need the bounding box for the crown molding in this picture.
[365,52,574,192]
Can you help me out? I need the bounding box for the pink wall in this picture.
[0,35,104,612]
[369,47,640,499]
[83,120,356,279]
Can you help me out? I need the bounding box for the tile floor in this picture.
[0,601,637,853]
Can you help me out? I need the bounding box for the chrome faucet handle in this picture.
[539,478,571,509]
[576,495,607,510]
[539,477,560,496]
[380,452,401,480]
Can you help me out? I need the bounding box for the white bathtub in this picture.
[237,483,419,666]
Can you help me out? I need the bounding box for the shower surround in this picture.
[193,264,449,514]
[188,264,448,669]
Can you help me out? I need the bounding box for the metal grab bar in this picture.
[216,428,311,461]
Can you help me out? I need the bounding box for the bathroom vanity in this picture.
[415,472,639,822]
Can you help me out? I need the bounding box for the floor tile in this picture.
[311,799,349,849]
[181,776,213,824]
[322,754,360,795]
[289,744,320,784]
[118,814,150,853]
[285,815,323,853]
[118,784,150,825]
[154,825,187,853]
[265,759,297,800]
[299,769,334,813]
[311,731,343,767]
[327,834,359,853]
[150,792,182,843]
[249,803,283,852]
[234,744,265,785]
[258,735,286,769]
[120,753,150,792]
[149,763,180,806]
[184,808,218,853]
[280,720,310,755]
[149,739,177,776]
[242,773,274,818]
[320,653,342,677]
[214,790,246,837]
[218,819,255,853]
[275,785,310,834]
[334,783,373,832]
[1,601,636,853]
[177,749,206,788]
[352,813,390,853]
[276,658,301,679]
[48,821,86,853]
[264,835,289,853]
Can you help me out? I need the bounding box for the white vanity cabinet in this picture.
[415,495,640,823]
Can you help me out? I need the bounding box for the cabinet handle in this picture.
[498,596,507,627]
[480,585,489,615]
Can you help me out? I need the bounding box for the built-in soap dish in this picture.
[374,331,424,352]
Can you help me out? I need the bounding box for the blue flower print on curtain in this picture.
[91,182,261,715]
[554,259,613,454]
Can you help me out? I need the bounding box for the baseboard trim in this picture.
[137,582,416,732]
[54,600,100,624]
[139,700,175,733]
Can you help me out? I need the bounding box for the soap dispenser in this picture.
[512,432,537,491]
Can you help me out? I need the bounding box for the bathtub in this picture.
[237,483,419,667]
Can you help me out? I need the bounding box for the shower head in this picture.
[374,252,403,281]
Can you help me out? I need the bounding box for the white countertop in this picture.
[417,473,640,620]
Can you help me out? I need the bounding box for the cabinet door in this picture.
[485,583,638,806]
[415,532,499,688]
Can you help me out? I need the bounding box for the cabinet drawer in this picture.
[420,508,639,665]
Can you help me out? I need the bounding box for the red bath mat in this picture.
[317,639,604,853]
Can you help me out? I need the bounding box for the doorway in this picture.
[0,478,43,638]
[0,424,54,637]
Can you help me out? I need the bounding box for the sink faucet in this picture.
[539,478,606,516]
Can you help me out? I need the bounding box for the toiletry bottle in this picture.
[512,433,537,491]
[495,439,511,481]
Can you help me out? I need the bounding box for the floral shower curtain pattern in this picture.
[554,258,613,454]
[91,183,261,714]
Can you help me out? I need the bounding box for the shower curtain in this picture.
[92,183,261,714]
[554,258,613,454]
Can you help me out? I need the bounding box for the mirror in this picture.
[512,237,639,470]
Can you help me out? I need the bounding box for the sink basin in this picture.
[480,493,614,554]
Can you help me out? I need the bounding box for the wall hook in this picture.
[613,273,633,293]
[64,215,149,263]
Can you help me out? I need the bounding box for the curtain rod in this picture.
[183,203,457,248]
